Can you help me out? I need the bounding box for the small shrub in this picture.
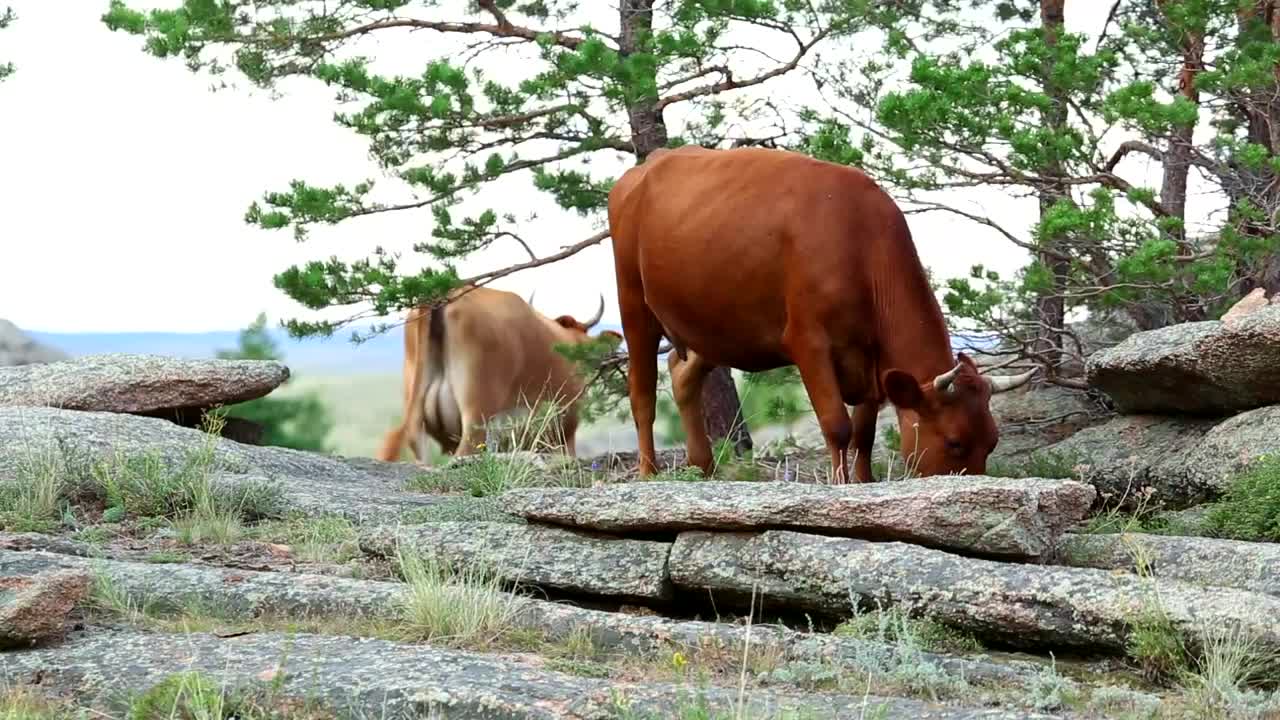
[1127,604,1189,682]
[832,604,975,701]
[1084,686,1162,719]
[125,671,229,720]
[882,426,902,453]
[1025,657,1082,712]
[1204,455,1280,542]
[833,606,981,655]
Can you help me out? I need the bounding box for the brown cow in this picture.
[375,285,619,464]
[607,145,1035,483]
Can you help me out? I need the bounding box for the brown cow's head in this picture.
[880,353,1035,478]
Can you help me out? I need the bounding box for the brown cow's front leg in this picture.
[669,349,715,476]
[850,401,879,483]
[786,335,853,485]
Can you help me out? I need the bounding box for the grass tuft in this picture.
[394,544,519,648]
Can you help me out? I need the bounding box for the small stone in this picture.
[0,568,91,649]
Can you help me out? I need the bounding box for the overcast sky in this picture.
[0,1,1215,334]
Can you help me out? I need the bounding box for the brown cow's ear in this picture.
[882,369,924,410]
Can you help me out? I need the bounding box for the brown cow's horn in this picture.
[526,290,536,308]
[986,367,1037,394]
[583,293,605,330]
[932,362,964,394]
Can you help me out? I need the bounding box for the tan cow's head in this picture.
[881,352,1035,478]
[549,293,608,338]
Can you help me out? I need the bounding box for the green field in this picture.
[270,370,817,461]
[270,372,406,459]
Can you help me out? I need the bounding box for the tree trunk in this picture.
[1155,0,1209,323]
[618,0,752,454]
[1233,2,1280,298]
[1035,0,1070,375]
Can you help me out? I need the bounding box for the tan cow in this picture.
[375,284,619,464]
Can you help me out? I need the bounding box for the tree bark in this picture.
[1034,0,1070,374]
[618,0,752,454]
[1155,0,1208,324]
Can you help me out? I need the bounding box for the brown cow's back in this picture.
[611,146,923,376]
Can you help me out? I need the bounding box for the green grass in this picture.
[1,411,282,541]
[251,514,360,564]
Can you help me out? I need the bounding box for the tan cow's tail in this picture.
[401,301,448,461]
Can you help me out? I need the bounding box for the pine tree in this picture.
[101,1,860,456]
[215,313,335,453]
[1,7,15,82]
[798,0,1280,384]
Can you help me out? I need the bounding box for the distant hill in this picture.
[25,323,626,375]
[27,324,1000,376]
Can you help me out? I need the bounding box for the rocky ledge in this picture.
[500,477,1096,560]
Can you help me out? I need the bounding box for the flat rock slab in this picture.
[669,530,1280,655]
[500,477,1096,560]
[1055,532,1280,598]
[0,550,402,619]
[1085,306,1280,414]
[0,547,1036,689]
[0,628,1060,719]
[0,407,434,522]
[0,353,289,414]
[359,522,675,603]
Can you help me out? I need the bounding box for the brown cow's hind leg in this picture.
[669,349,715,476]
[620,306,663,477]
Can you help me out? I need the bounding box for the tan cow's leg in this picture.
[559,409,579,459]
[668,349,715,476]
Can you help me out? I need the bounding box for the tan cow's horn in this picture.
[932,362,964,394]
[583,293,605,330]
[526,290,536,308]
[986,367,1037,394]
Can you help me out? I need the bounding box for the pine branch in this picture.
[316,15,591,51]
[656,28,831,110]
